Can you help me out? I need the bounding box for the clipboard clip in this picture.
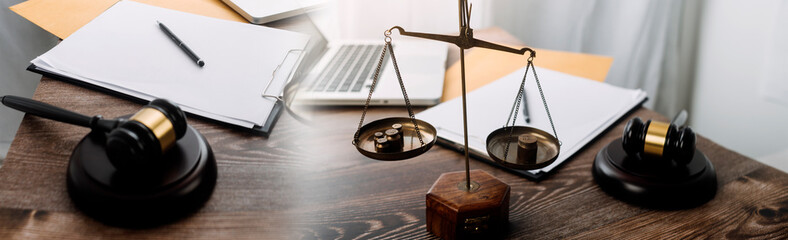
[261,49,311,125]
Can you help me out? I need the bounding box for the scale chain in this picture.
[504,64,530,128]
[388,43,425,146]
[353,35,425,147]
[353,42,389,145]
[501,60,530,161]
[501,60,559,161]
[530,62,559,143]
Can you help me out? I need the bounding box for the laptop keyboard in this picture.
[309,44,387,92]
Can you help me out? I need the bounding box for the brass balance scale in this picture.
[351,1,560,238]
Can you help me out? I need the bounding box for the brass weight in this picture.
[517,134,538,164]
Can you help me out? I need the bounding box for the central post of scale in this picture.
[386,1,535,239]
[389,0,533,188]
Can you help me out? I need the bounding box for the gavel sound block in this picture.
[1,96,216,227]
[67,121,216,227]
[592,118,717,209]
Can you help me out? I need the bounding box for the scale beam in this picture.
[388,26,460,47]
[474,38,535,57]
[384,0,543,192]
[387,26,535,57]
[386,0,538,192]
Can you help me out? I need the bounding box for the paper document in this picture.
[30,1,310,129]
[417,66,647,178]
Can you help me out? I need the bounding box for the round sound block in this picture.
[592,138,716,209]
[67,124,216,227]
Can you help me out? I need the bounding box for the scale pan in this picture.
[486,126,560,170]
[355,117,437,161]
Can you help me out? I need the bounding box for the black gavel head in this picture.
[106,99,187,171]
[622,117,695,164]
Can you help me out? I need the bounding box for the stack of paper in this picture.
[30,1,310,130]
[417,67,647,178]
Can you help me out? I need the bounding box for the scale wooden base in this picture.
[427,170,510,240]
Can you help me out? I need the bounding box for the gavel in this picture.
[622,117,695,164]
[1,95,187,170]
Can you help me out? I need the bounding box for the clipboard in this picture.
[26,1,311,135]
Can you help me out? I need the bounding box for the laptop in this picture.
[298,38,448,106]
[221,0,328,24]
[223,1,449,106]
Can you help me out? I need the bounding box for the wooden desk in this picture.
[1,29,786,239]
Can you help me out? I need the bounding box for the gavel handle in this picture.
[1,95,120,132]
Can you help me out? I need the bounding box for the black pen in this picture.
[522,90,530,123]
[157,21,205,67]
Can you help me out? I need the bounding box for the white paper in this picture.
[31,1,310,128]
[417,67,647,174]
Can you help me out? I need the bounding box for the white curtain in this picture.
[688,0,788,169]
[762,1,788,107]
[490,0,702,117]
[0,0,58,160]
[758,0,788,168]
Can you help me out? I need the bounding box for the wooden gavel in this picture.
[622,117,696,164]
[1,96,187,171]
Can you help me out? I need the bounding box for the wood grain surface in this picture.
[0,29,786,239]
[288,104,787,240]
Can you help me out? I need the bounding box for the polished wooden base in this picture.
[593,138,717,209]
[426,170,510,240]
[67,125,216,228]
